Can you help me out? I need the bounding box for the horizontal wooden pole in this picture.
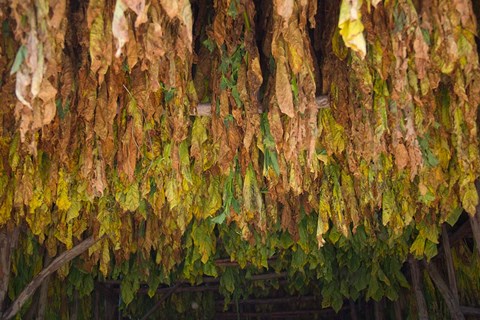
[191,95,329,116]
[215,308,342,318]
[216,295,317,305]
[460,306,480,316]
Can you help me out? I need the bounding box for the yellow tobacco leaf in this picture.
[99,239,110,277]
[410,235,425,257]
[317,179,332,247]
[243,165,263,215]
[124,183,140,212]
[204,179,222,218]
[56,169,71,212]
[66,200,81,223]
[461,181,478,216]
[338,0,367,59]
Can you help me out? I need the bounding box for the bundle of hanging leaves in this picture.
[1,0,480,311]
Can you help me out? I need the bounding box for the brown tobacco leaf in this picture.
[112,0,129,57]
[124,0,148,27]
[413,28,429,80]
[88,0,113,82]
[160,0,193,52]
[119,122,138,181]
[275,56,295,118]
[394,143,409,170]
[36,80,57,126]
[274,0,294,21]
[112,0,148,57]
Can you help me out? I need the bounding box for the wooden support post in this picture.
[473,181,480,257]
[408,256,429,320]
[70,290,79,320]
[423,260,465,320]
[0,227,18,316]
[393,299,402,320]
[374,299,384,320]
[37,254,52,320]
[471,214,480,257]
[2,236,100,320]
[349,299,358,320]
[441,224,459,305]
[94,287,99,320]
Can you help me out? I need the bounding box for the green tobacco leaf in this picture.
[10,45,27,75]
[124,183,140,212]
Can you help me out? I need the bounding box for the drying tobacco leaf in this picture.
[0,0,478,314]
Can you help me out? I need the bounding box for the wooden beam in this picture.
[349,299,358,320]
[441,220,471,254]
[470,214,480,257]
[473,181,480,257]
[374,299,384,320]
[408,256,429,320]
[2,236,101,320]
[140,283,179,320]
[104,271,287,295]
[191,95,330,116]
[423,260,465,320]
[441,224,459,305]
[37,253,52,320]
[214,257,277,267]
[215,308,341,318]
[460,306,480,316]
[0,227,19,316]
[216,296,317,306]
[393,299,402,320]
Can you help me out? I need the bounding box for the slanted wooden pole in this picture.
[423,260,465,320]
[2,236,100,320]
[408,256,429,320]
[140,284,179,320]
[441,224,459,305]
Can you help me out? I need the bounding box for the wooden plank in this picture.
[350,299,359,320]
[460,306,480,316]
[473,180,480,257]
[191,95,330,116]
[408,256,429,320]
[393,299,402,320]
[423,260,465,320]
[215,308,340,318]
[0,227,19,317]
[37,254,52,320]
[442,224,459,305]
[140,284,179,320]
[374,299,384,320]
[216,296,317,305]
